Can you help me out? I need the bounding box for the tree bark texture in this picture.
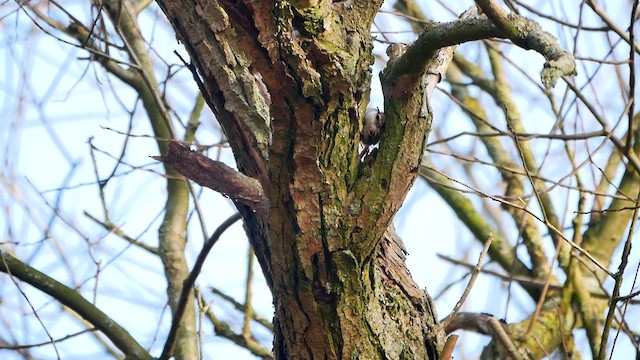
[155,1,449,358]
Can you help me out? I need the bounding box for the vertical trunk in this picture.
[268,217,444,359]
[261,3,445,357]
[155,1,448,358]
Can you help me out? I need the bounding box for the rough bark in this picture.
[152,1,582,358]
[153,1,449,358]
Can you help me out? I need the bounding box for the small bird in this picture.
[361,108,385,146]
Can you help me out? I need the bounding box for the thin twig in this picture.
[0,254,61,359]
[442,235,493,328]
[159,212,242,360]
[598,186,640,360]
[210,287,274,331]
[584,0,640,54]
[488,316,524,360]
[423,164,614,277]
[198,290,274,359]
[0,328,96,350]
[84,212,159,255]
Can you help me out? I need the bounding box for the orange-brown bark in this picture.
[155,1,447,358]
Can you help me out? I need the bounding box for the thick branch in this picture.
[154,142,268,217]
[386,8,575,88]
[475,0,576,87]
[0,251,153,360]
[351,37,455,260]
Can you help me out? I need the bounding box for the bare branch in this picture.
[475,0,576,87]
[0,251,153,360]
[441,235,493,329]
[387,5,575,87]
[197,289,274,360]
[153,142,268,217]
[160,212,242,360]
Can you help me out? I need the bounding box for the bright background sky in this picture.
[1,1,638,359]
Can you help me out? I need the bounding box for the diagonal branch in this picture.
[160,212,242,360]
[0,251,153,360]
[351,32,456,260]
[153,142,268,217]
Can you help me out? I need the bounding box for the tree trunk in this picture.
[155,1,451,358]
